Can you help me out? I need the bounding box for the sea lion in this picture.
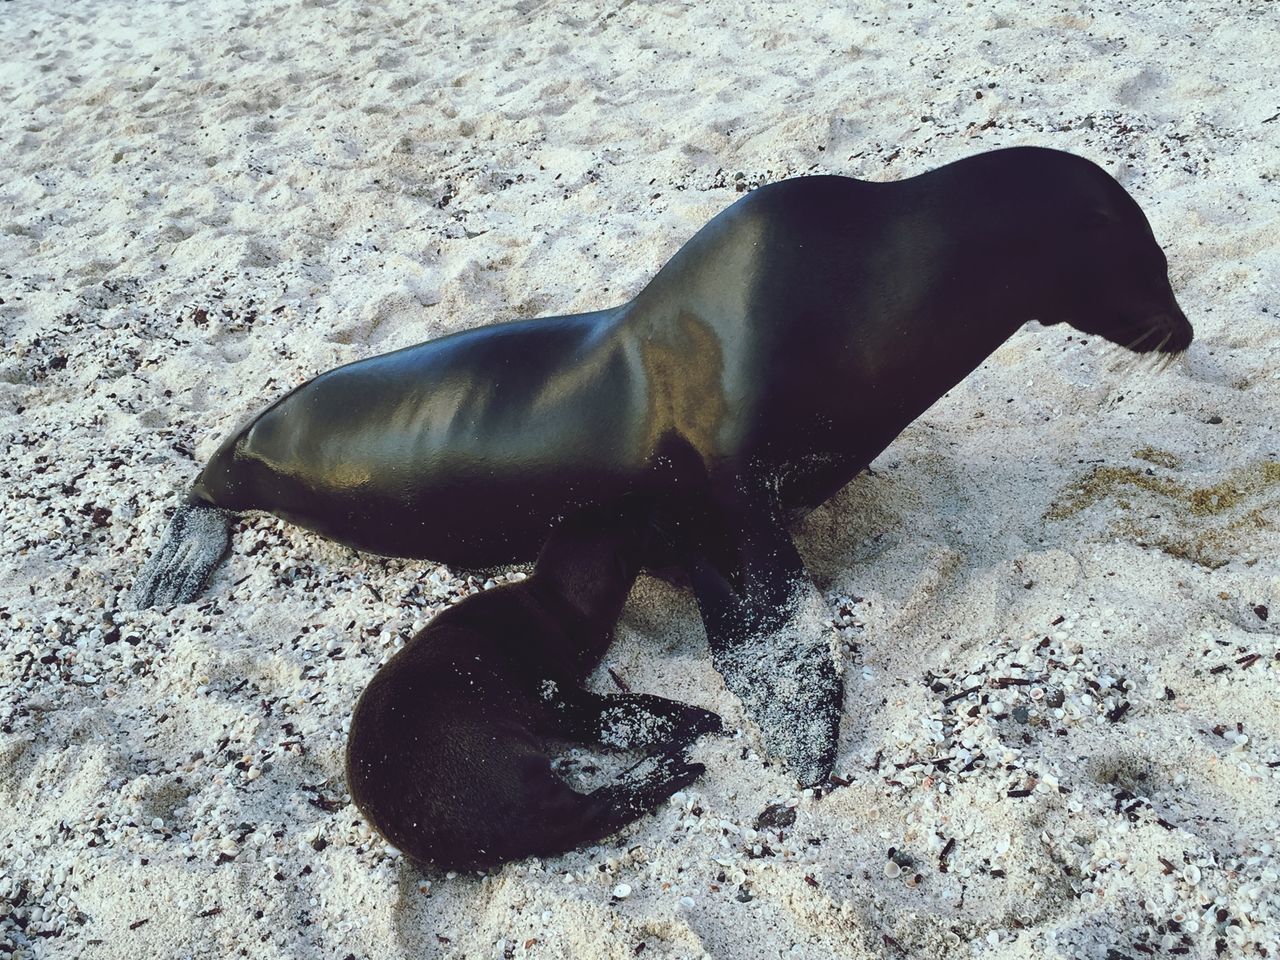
[344,502,722,870]
[133,146,1193,786]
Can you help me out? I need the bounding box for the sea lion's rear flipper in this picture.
[130,493,232,608]
[545,688,723,750]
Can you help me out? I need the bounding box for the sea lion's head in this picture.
[1039,152,1194,355]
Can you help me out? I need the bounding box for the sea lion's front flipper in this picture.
[545,687,723,750]
[688,504,844,788]
[130,492,233,608]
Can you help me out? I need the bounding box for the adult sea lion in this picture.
[345,502,722,870]
[133,146,1193,786]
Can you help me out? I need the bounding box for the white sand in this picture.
[2,0,1278,957]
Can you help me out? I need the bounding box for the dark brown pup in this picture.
[345,503,721,871]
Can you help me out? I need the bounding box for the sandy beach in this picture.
[2,0,1278,957]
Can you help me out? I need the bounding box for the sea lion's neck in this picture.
[897,162,1066,332]
[834,176,1053,434]
[523,576,620,677]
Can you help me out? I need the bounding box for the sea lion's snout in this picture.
[1158,305,1194,354]
[1127,303,1194,355]
[1073,302,1193,357]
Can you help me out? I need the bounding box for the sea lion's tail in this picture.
[130,491,233,608]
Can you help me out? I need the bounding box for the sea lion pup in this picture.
[135,146,1194,786]
[345,502,722,871]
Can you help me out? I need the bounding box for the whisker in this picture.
[1123,326,1160,352]
[1151,330,1173,354]
[1110,344,1139,375]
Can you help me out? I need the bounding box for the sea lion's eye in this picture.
[1084,208,1114,230]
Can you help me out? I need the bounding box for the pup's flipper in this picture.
[546,687,723,750]
[567,744,707,846]
[461,743,707,869]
